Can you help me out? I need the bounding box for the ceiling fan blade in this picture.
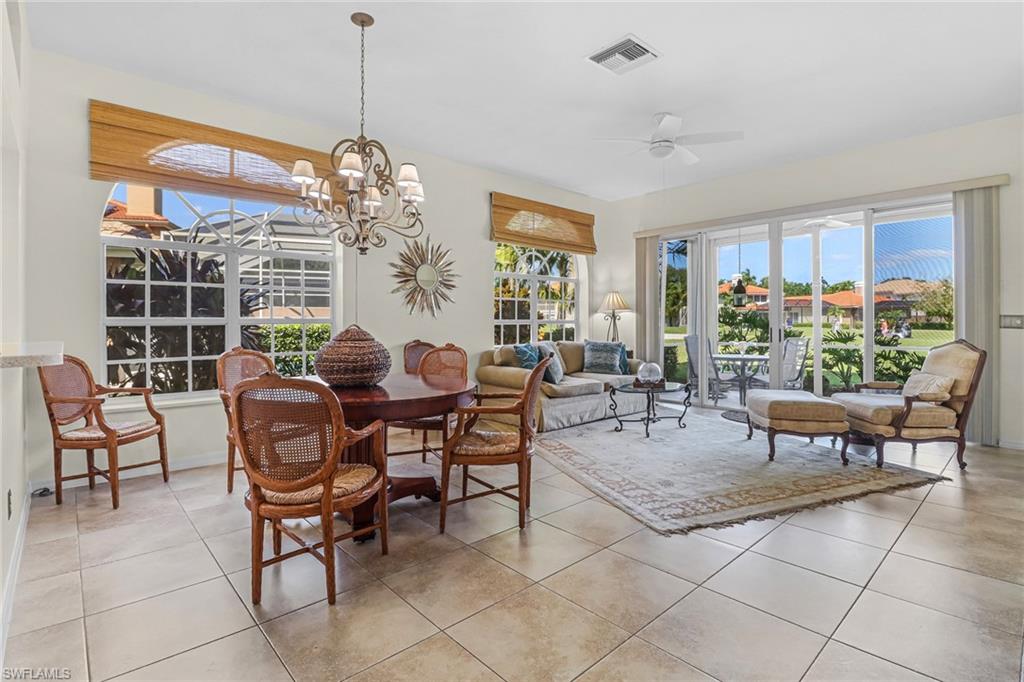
[676,146,700,165]
[653,113,683,141]
[594,137,648,144]
[674,131,745,145]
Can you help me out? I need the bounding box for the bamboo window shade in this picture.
[490,192,596,255]
[89,100,336,204]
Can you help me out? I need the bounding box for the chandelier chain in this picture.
[360,25,366,138]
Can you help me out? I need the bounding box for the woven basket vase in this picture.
[314,324,392,387]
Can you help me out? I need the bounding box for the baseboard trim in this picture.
[997,439,1024,451]
[1,481,33,671]
[29,450,225,493]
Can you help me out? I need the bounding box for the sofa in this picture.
[475,341,648,431]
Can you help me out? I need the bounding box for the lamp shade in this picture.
[363,186,383,207]
[600,291,630,312]
[308,178,331,201]
[401,183,424,204]
[290,159,316,185]
[338,151,365,178]
[396,163,420,187]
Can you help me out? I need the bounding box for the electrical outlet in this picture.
[7,489,11,520]
[1000,315,1024,329]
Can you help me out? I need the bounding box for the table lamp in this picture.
[600,291,630,343]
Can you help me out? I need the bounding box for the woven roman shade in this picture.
[490,192,596,255]
[89,100,335,204]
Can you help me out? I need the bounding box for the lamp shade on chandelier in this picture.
[291,12,424,254]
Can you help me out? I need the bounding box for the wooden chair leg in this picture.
[517,459,528,529]
[874,437,886,468]
[226,440,235,494]
[421,429,428,463]
[251,510,264,605]
[321,499,336,605]
[956,437,967,470]
[839,433,850,465]
[461,465,468,497]
[746,417,753,440]
[108,443,120,510]
[157,428,169,482]
[524,458,532,508]
[53,447,63,505]
[86,449,96,489]
[767,429,777,462]
[272,523,282,556]
[439,458,452,533]
[377,482,389,555]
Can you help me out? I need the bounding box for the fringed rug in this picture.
[534,412,945,535]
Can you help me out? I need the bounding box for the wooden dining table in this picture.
[314,372,477,535]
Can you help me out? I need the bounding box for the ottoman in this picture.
[745,390,850,464]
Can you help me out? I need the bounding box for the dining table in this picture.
[315,372,477,536]
[711,353,769,406]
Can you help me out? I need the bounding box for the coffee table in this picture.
[609,382,691,438]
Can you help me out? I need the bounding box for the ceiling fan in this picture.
[596,112,744,164]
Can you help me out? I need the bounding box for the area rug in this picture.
[534,412,945,535]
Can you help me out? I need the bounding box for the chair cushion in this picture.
[570,372,636,391]
[540,375,604,398]
[831,393,957,428]
[746,390,846,422]
[902,371,955,399]
[921,342,982,398]
[60,420,158,441]
[261,464,377,505]
[451,430,521,457]
[583,340,626,375]
[748,411,848,434]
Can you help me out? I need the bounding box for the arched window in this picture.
[493,244,578,344]
[101,183,334,394]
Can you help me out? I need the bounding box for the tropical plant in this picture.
[821,329,862,391]
[874,335,926,382]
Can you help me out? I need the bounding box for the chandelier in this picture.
[290,12,424,254]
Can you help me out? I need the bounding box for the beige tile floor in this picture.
[6,416,1024,681]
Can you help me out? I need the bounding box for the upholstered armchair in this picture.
[829,339,986,469]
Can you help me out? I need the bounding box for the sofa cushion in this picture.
[748,411,848,434]
[493,345,521,367]
[570,372,636,391]
[513,343,540,369]
[540,375,604,398]
[476,364,529,390]
[746,390,846,422]
[583,340,625,374]
[921,342,983,400]
[537,341,565,384]
[831,392,957,428]
[555,341,585,374]
[902,370,955,399]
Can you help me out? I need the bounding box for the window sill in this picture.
[103,392,221,414]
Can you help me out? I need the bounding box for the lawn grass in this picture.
[663,326,953,349]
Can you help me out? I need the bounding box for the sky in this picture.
[666,216,953,286]
[110,184,283,236]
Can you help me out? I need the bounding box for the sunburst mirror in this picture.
[389,237,458,317]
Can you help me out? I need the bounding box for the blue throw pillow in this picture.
[513,343,539,369]
[536,341,565,384]
[618,345,629,375]
[584,340,625,375]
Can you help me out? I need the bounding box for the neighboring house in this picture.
[717,281,769,303]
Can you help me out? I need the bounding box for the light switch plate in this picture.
[1000,315,1024,329]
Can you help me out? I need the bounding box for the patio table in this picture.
[711,353,769,406]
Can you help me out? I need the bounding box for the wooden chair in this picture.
[830,339,987,469]
[439,357,551,531]
[403,339,436,374]
[216,347,274,493]
[389,344,468,462]
[231,372,388,605]
[37,355,168,509]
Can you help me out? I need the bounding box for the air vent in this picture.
[588,34,659,75]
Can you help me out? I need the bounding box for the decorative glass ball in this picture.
[637,362,663,383]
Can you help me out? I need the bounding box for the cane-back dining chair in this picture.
[231,373,389,605]
[37,355,168,509]
[403,339,436,374]
[389,343,468,462]
[217,347,275,493]
[439,357,550,531]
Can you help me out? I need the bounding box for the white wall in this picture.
[22,49,626,484]
[0,0,31,656]
[613,115,1024,448]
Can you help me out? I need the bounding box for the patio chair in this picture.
[684,334,734,406]
[829,339,986,469]
[748,336,809,391]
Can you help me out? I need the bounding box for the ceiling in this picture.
[26,2,1023,201]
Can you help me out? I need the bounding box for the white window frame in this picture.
[101,190,335,397]
[493,246,580,345]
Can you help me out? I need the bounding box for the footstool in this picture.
[745,390,850,464]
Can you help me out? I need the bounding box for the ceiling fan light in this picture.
[338,152,365,178]
[290,159,316,185]
[396,163,420,187]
